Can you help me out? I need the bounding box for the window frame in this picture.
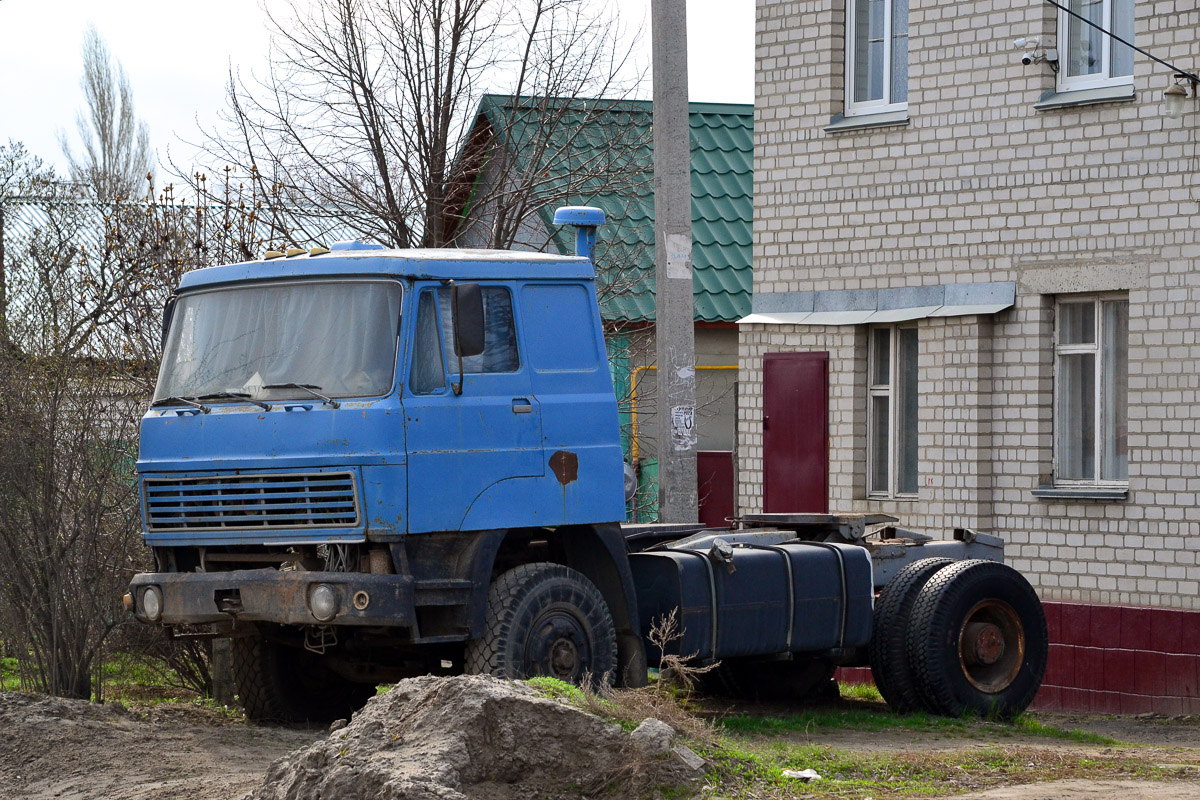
[844,0,909,118]
[435,284,521,375]
[1057,0,1135,93]
[867,323,919,500]
[408,287,449,395]
[156,278,405,403]
[1052,292,1129,488]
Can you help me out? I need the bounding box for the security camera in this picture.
[1021,52,1034,66]
[1013,37,1040,49]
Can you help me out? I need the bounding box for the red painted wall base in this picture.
[836,601,1200,715]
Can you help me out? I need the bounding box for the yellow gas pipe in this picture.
[628,364,737,464]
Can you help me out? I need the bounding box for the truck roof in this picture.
[178,248,595,291]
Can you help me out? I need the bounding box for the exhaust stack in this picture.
[552,206,606,262]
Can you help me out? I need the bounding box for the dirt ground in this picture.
[1,689,1198,799]
[0,693,321,800]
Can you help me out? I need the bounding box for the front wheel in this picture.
[465,563,618,686]
[231,633,375,724]
[906,560,1048,719]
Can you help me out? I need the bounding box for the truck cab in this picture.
[130,210,651,721]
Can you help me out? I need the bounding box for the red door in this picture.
[697,450,734,528]
[763,352,829,513]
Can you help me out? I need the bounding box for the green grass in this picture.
[523,677,1147,797]
[0,650,211,705]
[1,656,22,691]
[96,652,205,705]
[718,705,972,736]
[525,675,587,704]
[700,736,1187,798]
[838,681,885,703]
[703,697,1147,797]
[98,652,177,686]
[718,700,1123,747]
[1010,714,1121,745]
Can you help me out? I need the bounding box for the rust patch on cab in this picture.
[549,450,579,486]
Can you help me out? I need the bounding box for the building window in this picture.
[1054,295,1128,484]
[845,0,908,116]
[1058,0,1134,91]
[868,325,918,497]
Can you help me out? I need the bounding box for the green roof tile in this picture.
[475,96,752,323]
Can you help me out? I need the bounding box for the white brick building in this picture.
[742,0,1200,712]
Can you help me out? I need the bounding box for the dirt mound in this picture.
[0,691,129,723]
[250,675,702,800]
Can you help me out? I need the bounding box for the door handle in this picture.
[512,398,533,414]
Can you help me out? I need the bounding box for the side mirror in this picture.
[161,295,178,352]
[452,283,485,358]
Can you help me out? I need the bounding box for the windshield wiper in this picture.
[197,391,272,411]
[150,396,210,413]
[263,383,340,408]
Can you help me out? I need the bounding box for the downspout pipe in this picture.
[553,206,606,262]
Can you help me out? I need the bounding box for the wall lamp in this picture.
[1163,73,1198,119]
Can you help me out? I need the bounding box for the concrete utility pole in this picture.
[651,0,698,522]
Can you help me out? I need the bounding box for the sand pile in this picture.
[250,675,704,800]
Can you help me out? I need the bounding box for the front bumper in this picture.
[128,569,415,627]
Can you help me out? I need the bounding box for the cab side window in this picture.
[409,290,446,394]
[436,286,519,373]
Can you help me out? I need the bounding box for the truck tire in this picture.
[231,634,375,724]
[466,562,618,686]
[906,560,1048,719]
[869,557,955,713]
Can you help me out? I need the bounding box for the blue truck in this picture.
[126,207,1048,723]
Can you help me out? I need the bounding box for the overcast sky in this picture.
[0,0,753,177]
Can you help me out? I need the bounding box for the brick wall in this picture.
[749,0,1200,711]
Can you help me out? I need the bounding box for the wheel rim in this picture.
[525,608,592,681]
[957,599,1025,694]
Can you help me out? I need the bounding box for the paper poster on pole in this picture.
[665,233,692,280]
[670,405,696,451]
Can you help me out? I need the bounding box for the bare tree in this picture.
[0,142,288,699]
[0,141,55,348]
[0,150,142,697]
[197,0,645,249]
[60,25,154,202]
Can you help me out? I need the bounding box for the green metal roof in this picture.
[475,96,752,323]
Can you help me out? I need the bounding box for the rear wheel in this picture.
[466,563,618,686]
[231,633,375,724]
[906,560,1048,719]
[869,558,955,713]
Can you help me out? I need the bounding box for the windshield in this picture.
[155,280,403,403]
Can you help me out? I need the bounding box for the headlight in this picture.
[310,584,339,622]
[141,586,163,622]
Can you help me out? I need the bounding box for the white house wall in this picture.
[747,0,1200,714]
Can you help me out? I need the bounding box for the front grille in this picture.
[144,472,359,532]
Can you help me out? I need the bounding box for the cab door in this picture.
[402,283,543,532]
